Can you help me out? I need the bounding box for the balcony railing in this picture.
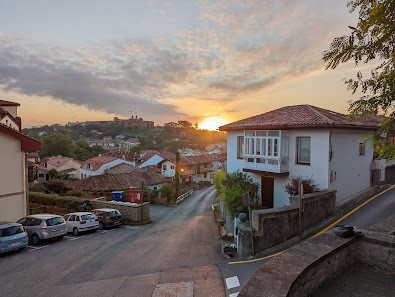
[244,155,289,174]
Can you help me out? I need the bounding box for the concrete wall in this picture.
[92,198,150,222]
[0,133,27,222]
[329,130,373,201]
[238,189,336,257]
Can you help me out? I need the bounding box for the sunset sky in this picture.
[0,0,370,130]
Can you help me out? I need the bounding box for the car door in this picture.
[64,215,70,232]
[68,215,76,232]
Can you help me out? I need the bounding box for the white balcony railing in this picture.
[244,155,289,173]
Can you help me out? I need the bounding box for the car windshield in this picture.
[0,225,24,237]
[108,211,118,217]
[81,214,96,220]
[46,217,64,226]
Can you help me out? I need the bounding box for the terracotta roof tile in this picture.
[47,156,71,167]
[219,105,380,131]
[80,156,118,171]
[105,163,137,174]
[0,100,20,107]
[69,171,166,191]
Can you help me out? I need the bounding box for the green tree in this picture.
[323,0,395,159]
[74,138,105,161]
[40,133,76,158]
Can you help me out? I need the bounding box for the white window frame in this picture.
[297,137,311,164]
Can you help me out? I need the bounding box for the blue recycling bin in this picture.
[111,191,123,202]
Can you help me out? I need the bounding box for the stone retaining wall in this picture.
[238,189,336,257]
[239,215,395,297]
[92,197,150,222]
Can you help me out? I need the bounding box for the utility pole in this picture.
[175,152,180,202]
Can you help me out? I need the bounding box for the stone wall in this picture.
[238,189,336,257]
[92,197,150,222]
[239,215,395,297]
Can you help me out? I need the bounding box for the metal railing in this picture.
[176,189,194,205]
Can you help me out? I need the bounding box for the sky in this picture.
[0,0,368,130]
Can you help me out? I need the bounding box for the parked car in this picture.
[17,214,66,245]
[0,222,29,254]
[64,212,99,235]
[91,209,122,230]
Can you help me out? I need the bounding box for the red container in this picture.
[128,187,143,204]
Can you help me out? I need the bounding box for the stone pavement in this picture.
[312,262,395,297]
[152,282,194,297]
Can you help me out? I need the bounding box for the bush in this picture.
[213,170,226,198]
[224,186,245,218]
[161,183,174,199]
[65,189,84,197]
[29,192,92,212]
[43,181,66,194]
[29,183,47,193]
[284,176,320,196]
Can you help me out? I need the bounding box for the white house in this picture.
[219,105,379,208]
[80,155,135,179]
[0,100,42,222]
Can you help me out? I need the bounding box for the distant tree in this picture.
[74,138,105,161]
[323,0,395,159]
[40,133,76,158]
[48,168,59,180]
[178,120,192,128]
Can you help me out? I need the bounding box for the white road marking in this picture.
[27,245,49,251]
[123,226,139,229]
[229,293,239,297]
[225,276,240,290]
[99,229,116,234]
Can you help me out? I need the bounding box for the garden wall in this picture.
[238,189,336,257]
[92,197,150,222]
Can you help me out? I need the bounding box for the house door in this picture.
[261,176,274,208]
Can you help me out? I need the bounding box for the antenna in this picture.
[129,109,133,119]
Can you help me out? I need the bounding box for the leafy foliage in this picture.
[43,181,67,194]
[40,133,76,158]
[223,170,259,200]
[284,176,320,197]
[29,183,47,193]
[224,186,245,218]
[213,170,227,199]
[160,183,174,200]
[29,192,90,211]
[323,0,395,159]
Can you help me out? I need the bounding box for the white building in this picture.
[80,156,135,179]
[0,100,42,222]
[219,105,379,208]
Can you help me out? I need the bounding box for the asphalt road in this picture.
[0,187,227,297]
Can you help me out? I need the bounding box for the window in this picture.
[163,165,167,170]
[297,137,311,164]
[69,215,76,221]
[204,173,207,178]
[359,143,366,156]
[237,136,244,159]
[171,165,175,169]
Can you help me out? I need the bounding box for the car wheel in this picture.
[32,234,40,245]
[58,236,64,240]
[73,228,79,236]
[98,222,103,230]
[92,229,97,233]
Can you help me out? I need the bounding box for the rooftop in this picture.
[219,105,380,131]
[0,100,20,107]
[80,156,118,171]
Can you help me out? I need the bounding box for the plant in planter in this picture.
[221,232,235,241]
[284,175,320,204]
[223,243,237,255]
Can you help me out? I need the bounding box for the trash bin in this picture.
[111,191,123,202]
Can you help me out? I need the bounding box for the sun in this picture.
[199,117,226,131]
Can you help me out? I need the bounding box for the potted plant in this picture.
[223,243,237,256]
[221,232,234,242]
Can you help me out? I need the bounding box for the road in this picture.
[0,187,228,297]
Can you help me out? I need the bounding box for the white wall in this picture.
[161,160,176,178]
[80,159,134,178]
[0,133,26,222]
[2,106,18,118]
[226,131,245,174]
[0,114,19,130]
[329,130,373,201]
[139,154,164,168]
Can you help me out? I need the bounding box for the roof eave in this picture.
[219,124,379,132]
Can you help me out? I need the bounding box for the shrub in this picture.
[284,176,320,196]
[29,192,92,212]
[161,183,174,199]
[224,186,245,218]
[213,170,226,198]
[65,189,84,197]
[29,183,47,193]
[43,181,66,194]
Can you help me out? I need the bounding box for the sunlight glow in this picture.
[199,117,226,131]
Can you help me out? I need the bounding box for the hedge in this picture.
[29,192,92,212]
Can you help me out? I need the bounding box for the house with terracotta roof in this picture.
[69,168,166,192]
[139,152,195,184]
[79,155,135,179]
[0,100,42,222]
[45,155,82,179]
[219,105,379,208]
[186,154,217,183]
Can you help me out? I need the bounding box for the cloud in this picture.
[0,1,354,123]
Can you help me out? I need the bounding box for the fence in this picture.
[176,189,193,205]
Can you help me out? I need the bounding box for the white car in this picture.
[64,212,99,236]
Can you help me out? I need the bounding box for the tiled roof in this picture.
[185,154,217,165]
[103,149,136,162]
[0,100,20,107]
[219,105,380,131]
[0,123,42,152]
[105,163,137,175]
[80,156,118,171]
[158,152,195,166]
[47,155,71,167]
[69,171,166,191]
[60,168,77,174]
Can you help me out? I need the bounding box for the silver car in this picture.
[17,214,67,245]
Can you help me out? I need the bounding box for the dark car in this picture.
[91,208,122,230]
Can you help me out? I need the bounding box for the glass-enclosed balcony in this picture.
[242,130,289,175]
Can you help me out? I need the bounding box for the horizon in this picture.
[0,0,368,131]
